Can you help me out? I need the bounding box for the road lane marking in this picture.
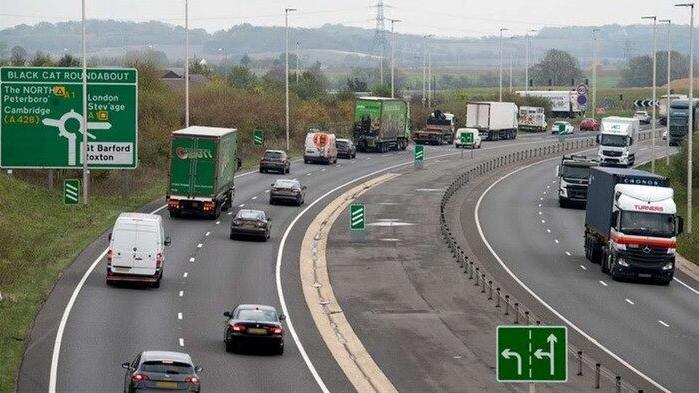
[474,153,672,393]
[540,197,544,201]
[239,203,245,207]
[197,243,203,248]
[541,220,545,224]
[674,277,699,295]
[227,211,233,215]
[554,239,559,244]
[205,232,210,236]
[307,173,312,176]
[179,338,184,347]
[265,189,270,193]
[251,196,257,200]
[599,280,608,287]
[546,229,551,233]
[216,221,220,225]
[179,291,184,297]
[178,312,183,320]
[625,298,634,305]
[538,204,542,207]
[183,272,188,278]
[321,168,326,171]
[538,211,543,215]
[580,265,587,270]
[189,257,195,262]
[565,251,572,256]
[658,320,669,327]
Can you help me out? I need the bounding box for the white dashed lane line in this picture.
[178,312,183,320]
[546,229,551,233]
[179,338,184,347]
[179,291,184,297]
[205,232,210,236]
[197,243,203,248]
[239,204,245,207]
[538,211,543,215]
[599,280,608,287]
[658,320,670,327]
[183,272,188,278]
[216,221,220,225]
[306,173,312,176]
[554,239,559,244]
[538,204,542,207]
[580,265,587,270]
[541,220,545,224]
[251,196,257,200]
[265,189,270,193]
[625,298,635,305]
[565,251,571,256]
[189,257,195,262]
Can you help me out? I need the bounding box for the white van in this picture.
[454,128,481,149]
[304,131,338,164]
[106,213,170,288]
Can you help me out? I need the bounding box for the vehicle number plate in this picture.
[248,328,267,335]
[638,273,652,278]
[156,381,178,389]
[192,202,199,207]
[113,267,129,272]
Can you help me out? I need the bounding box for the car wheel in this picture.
[277,345,284,355]
[153,276,161,289]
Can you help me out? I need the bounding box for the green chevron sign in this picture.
[64,179,80,205]
[497,326,567,383]
[252,128,264,146]
[350,204,365,231]
[414,144,424,161]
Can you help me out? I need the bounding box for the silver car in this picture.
[122,351,202,393]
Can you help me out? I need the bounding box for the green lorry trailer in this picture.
[352,97,410,152]
[167,126,240,219]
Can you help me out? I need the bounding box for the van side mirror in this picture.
[121,362,132,370]
[677,216,684,235]
[279,314,286,321]
[108,232,112,241]
[195,366,203,373]
[223,311,231,318]
[595,135,600,144]
[628,137,633,146]
[555,165,560,177]
[164,236,171,246]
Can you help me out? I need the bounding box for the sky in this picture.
[0,0,694,37]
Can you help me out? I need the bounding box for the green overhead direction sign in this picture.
[350,204,365,231]
[0,66,137,169]
[64,179,80,205]
[460,132,473,145]
[252,128,264,146]
[497,326,568,383]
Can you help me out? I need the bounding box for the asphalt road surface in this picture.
[477,146,699,393]
[19,131,579,393]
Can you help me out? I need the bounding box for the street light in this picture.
[285,7,296,151]
[388,18,401,98]
[676,2,694,233]
[592,28,600,121]
[642,16,658,173]
[296,41,300,84]
[525,29,537,97]
[422,34,433,107]
[185,0,189,128]
[659,19,672,165]
[499,28,508,102]
[81,0,88,203]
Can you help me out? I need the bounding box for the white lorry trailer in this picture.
[597,116,640,167]
[515,90,582,117]
[465,102,518,141]
[518,106,547,132]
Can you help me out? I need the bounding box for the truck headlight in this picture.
[662,262,674,271]
[617,258,629,267]
[559,188,567,197]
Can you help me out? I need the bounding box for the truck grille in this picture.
[624,247,673,265]
[602,150,622,157]
[566,185,588,199]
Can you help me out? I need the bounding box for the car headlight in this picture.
[232,220,241,226]
[617,258,629,267]
[257,222,266,228]
[662,262,674,271]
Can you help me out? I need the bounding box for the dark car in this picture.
[259,150,290,174]
[336,138,357,159]
[230,209,271,241]
[224,304,286,354]
[270,179,306,206]
[579,118,600,131]
[122,351,202,393]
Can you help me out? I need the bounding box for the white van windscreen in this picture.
[112,228,159,252]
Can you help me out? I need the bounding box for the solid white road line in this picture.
[658,320,670,327]
[599,280,608,287]
[625,298,635,305]
[673,277,699,295]
[474,154,671,393]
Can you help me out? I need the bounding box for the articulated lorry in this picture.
[668,98,699,146]
[167,126,240,219]
[518,106,547,132]
[597,117,639,167]
[353,97,409,152]
[515,90,583,117]
[411,110,456,145]
[465,102,518,141]
[658,94,687,125]
[584,167,683,284]
[556,154,599,208]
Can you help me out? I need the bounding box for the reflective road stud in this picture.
[64,179,80,205]
[497,326,567,383]
[253,128,264,147]
[350,204,365,231]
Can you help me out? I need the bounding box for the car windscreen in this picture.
[336,141,348,147]
[560,165,591,179]
[274,180,299,189]
[600,134,628,147]
[264,151,283,160]
[112,228,158,251]
[620,212,675,237]
[237,210,264,220]
[236,309,277,322]
[141,361,193,375]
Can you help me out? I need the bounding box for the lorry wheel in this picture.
[601,250,610,273]
[558,198,568,208]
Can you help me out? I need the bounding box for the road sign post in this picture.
[0,67,138,169]
[497,326,567,383]
[349,203,366,242]
[64,179,80,205]
[414,144,424,168]
[252,128,264,147]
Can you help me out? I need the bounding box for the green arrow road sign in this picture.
[460,132,473,145]
[0,67,138,169]
[64,179,80,205]
[414,144,424,161]
[497,326,567,383]
[350,204,365,231]
[252,128,264,147]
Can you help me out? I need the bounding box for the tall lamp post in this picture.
[592,28,600,121]
[296,41,300,84]
[525,30,537,96]
[388,18,401,98]
[642,15,658,173]
[676,3,694,233]
[659,19,672,165]
[185,0,189,128]
[499,28,508,102]
[285,8,296,151]
[423,34,433,107]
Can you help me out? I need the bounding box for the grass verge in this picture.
[638,160,698,265]
[0,174,165,393]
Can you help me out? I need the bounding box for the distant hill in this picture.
[0,20,693,68]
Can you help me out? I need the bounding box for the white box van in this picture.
[107,213,170,287]
[304,131,337,164]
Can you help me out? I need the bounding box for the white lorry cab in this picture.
[454,128,481,148]
[106,213,171,288]
[597,116,640,167]
[304,131,338,164]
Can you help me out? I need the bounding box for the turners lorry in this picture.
[584,167,683,284]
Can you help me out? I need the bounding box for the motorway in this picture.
[476,146,699,393]
[18,132,574,393]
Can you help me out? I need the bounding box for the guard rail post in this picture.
[595,363,601,389]
[504,295,510,315]
[577,351,583,376]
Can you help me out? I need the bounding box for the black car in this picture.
[224,304,286,354]
[270,179,306,206]
[336,138,356,159]
[259,150,290,174]
[122,351,202,393]
[230,209,271,241]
